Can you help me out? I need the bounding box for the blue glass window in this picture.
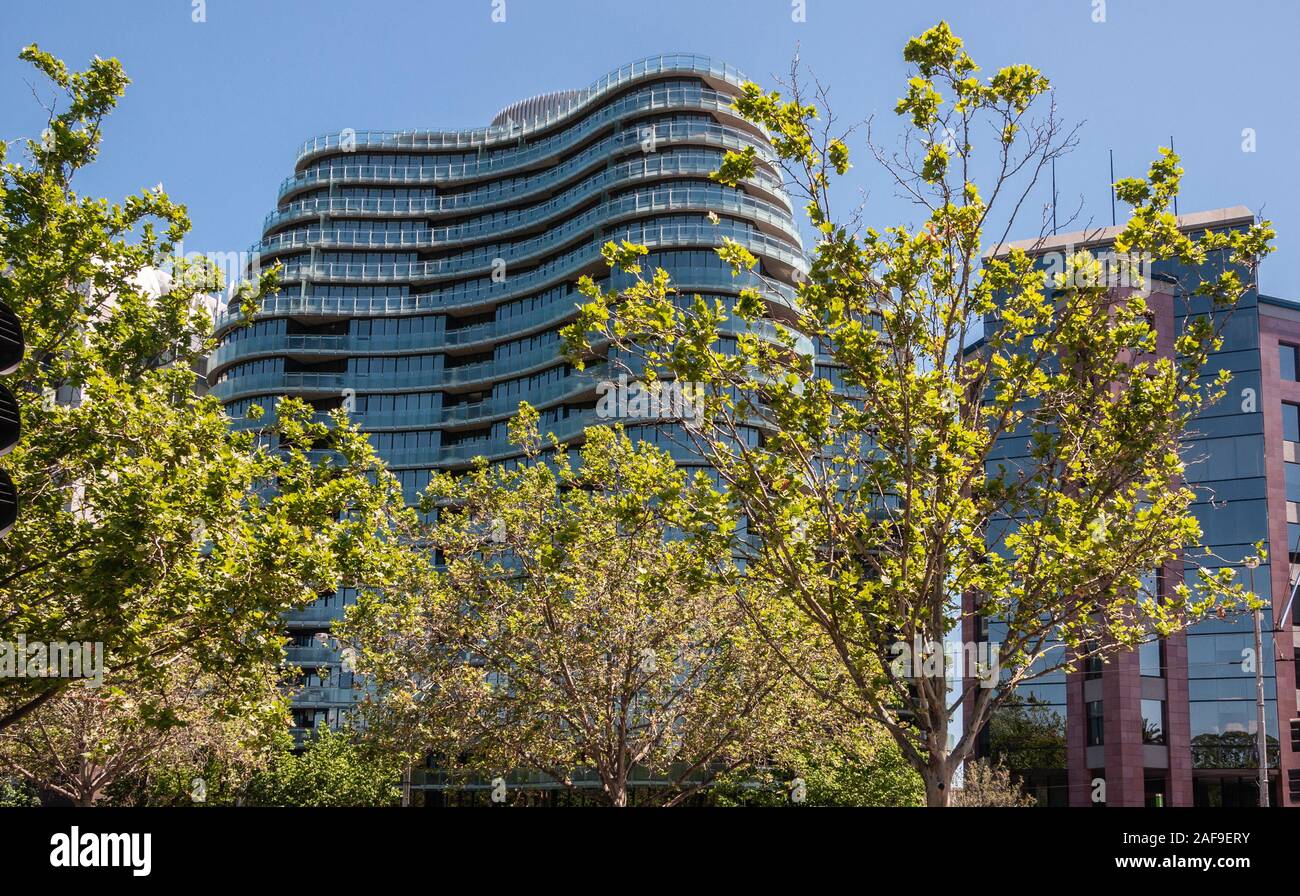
[1287,462,1300,503]
[1139,638,1163,677]
[1142,699,1166,745]
[1086,700,1104,746]
[1282,343,1300,382]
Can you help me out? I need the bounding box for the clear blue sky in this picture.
[3,0,1297,296]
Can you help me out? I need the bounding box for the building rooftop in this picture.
[1260,293,1300,312]
[964,205,1297,348]
[987,205,1256,258]
[490,90,587,128]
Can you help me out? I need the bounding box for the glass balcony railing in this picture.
[213,367,453,398]
[210,370,348,400]
[291,686,357,707]
[293,54,751,166]
[259,182,799,267]
[211,330,446,372]
[212,363,607,416]
[291,85,743,190]
[371,405,698,469]
[285,645,335,666]
[264,129,789,235]
[267,223,804,297]
[213,264,799,340]
[361,419,713,470]
[279,115,778,205]
[285,602,348,625]
[262,193,800,290]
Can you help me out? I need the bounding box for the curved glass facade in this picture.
[210,55,808,735]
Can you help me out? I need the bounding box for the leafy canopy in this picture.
[564,21,1275,804]
[0,46,422,740]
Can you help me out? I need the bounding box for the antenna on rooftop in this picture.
[1109,150,1116,227]
[1051,157,1058,235]
[1170,135,1179,218]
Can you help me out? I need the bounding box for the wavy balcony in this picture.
[261,192,800,287]
[293,54,751,166]
[214,264,799,340]
[264,133,790,235]
[212,363,607,415]
[290,85,749,194]
[264,225,804,313]
[260,181,798,265]
[210,292,804,379]
[282,87,768,203]
[278,117,780,204]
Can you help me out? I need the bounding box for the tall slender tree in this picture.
[567,22,1276,804]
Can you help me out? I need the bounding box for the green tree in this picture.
[713,723,924,807]
[0,46,422,738]
[112,740,283,807]
[567,23,1275,804]
[340,407,816,807]
[0,775,39,807]
[244,727,402,808]
[0,658,282,806]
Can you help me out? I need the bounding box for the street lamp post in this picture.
[1245,557,1270,807]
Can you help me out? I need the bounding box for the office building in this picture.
[968,207,1297,807]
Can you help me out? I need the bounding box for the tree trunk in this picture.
[73,759,103,806]
[923,764,952,807]
[600,765,630,807]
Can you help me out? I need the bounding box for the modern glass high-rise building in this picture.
[207,55,807,741]
[209,58,1293,805]
[966,207,1300,807]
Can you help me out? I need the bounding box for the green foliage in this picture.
[0,46,423,741]
[0,658,286,806]
[714,726,923,807]
[120,745,278,807]
[0,776,40,807]
[340,410,821,807]
[244,727,402,808]
[564,22,1276,805]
